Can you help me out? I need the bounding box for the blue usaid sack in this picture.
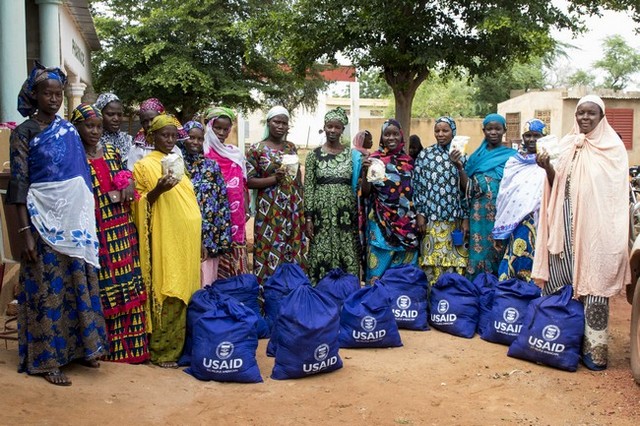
[271,285,343,380]
[479,278,541,345]
[179,286,220,366]
[507,285,584,372]
[263,263,310,331]
[473,273,498,335]
[429,273,480,338]
[211,273,270,339]
[315,268,361,308]
[378,264,429,331]
[185,291,262,383]
[339,283,403,348]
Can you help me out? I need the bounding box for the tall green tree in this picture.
[410,74,477,119]
[249,1,613,134]
[567,69,597,88]
[92,0,326,120]
[358,68,392,99]
[594,35,640,91]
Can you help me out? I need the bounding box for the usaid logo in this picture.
[397,295,412,309]
[216,341,234,359]
[437,300,450,314]
[361,316,377,332]
[503,307,519,324]
[542,325,561,341]
[314,343,330,362]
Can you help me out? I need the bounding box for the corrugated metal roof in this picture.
[64,0,101,51]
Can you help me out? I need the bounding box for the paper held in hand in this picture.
[161,153,185,180]
[450,136,469,154]
[281,154,299,178]
[367,158,386,183]
[536,135,560,164]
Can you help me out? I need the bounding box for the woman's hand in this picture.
[361,158,372,172]
[416,214,427,234]
[21,229,37,262]
[155,172,179,194]
[201,244,208,262]
[536,151,555,186]
[121,180,136,203]
[274,167,286,185]
[492,238,504,253]
[461,218,470,236]
[450,149,463,169]
[305,219,314,240]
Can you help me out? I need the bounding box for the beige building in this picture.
[498,88,640,164]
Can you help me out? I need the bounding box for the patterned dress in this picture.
[100,130,132,169]
[88,145,149,363]
[8,118,108,374]
[412,143,468,285]
[183,152,232,257]
[304,147,360,283]
[246,141,306,284]
[467,174,501,279]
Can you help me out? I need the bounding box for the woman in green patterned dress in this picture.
[304,108,360,283]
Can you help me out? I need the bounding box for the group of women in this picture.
[8,63,630,385]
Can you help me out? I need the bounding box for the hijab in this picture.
[17,61,67,117]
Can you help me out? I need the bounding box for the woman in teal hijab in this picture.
[453,113,515,279]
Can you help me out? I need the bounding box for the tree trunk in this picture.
[384,69,429,140]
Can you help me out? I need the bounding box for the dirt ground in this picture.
[0,294,638,425]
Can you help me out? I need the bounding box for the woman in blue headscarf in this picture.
[8,62,108,385]
[454,113,515,279]
[492,119,548,282]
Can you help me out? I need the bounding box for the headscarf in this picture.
[204,119,247,178]
[95,93,121,111]
[205,106,236,122]
[139,98,165,114]
[368,119,419,249]
[352,130,371,155]
[465,113,515,180]
[522,118,548,136]
[532,95,630,297]
[483,113,507,128]
[134,98,167,145]
[183,120,204,134]
[17,61,67,117]
[324,107,349,125]
[435,116,457,137]
[70,103,102,125]
[146,114,183,144]
[263,105,290,139]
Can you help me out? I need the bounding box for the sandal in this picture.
[156,361,179,369]
[42,369,72,386]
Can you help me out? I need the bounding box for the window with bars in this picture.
[534,109,551,134]
[505,112,521,144]
[607,108,634,150]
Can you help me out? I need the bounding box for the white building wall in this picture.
[59,5,93,86]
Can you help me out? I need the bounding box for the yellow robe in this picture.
[133,150,201,324]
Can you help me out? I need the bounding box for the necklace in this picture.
[33,114,53,126]
[84,146,101,158]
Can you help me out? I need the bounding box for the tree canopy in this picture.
[594,35,640,91]
[92,0,326,120]
[248,0,639,134]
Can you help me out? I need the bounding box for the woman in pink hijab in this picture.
[203,107,250,278]
[533,95,631,370]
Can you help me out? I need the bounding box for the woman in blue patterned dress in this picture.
[7,63,108,385]
[492,119,548,282]
[413,117,468,285]
[182,121,232,286]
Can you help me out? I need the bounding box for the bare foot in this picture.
[41,369,72,386]
[77,358,100,368]
[156,361,179,369]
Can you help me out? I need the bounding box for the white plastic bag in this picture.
[367,158,386,183]
[161,153,185,180]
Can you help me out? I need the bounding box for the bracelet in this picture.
[18,226,30,233]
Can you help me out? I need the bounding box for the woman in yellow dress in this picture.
[132,114,201,368]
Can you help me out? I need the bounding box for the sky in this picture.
[551,2,640,89]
